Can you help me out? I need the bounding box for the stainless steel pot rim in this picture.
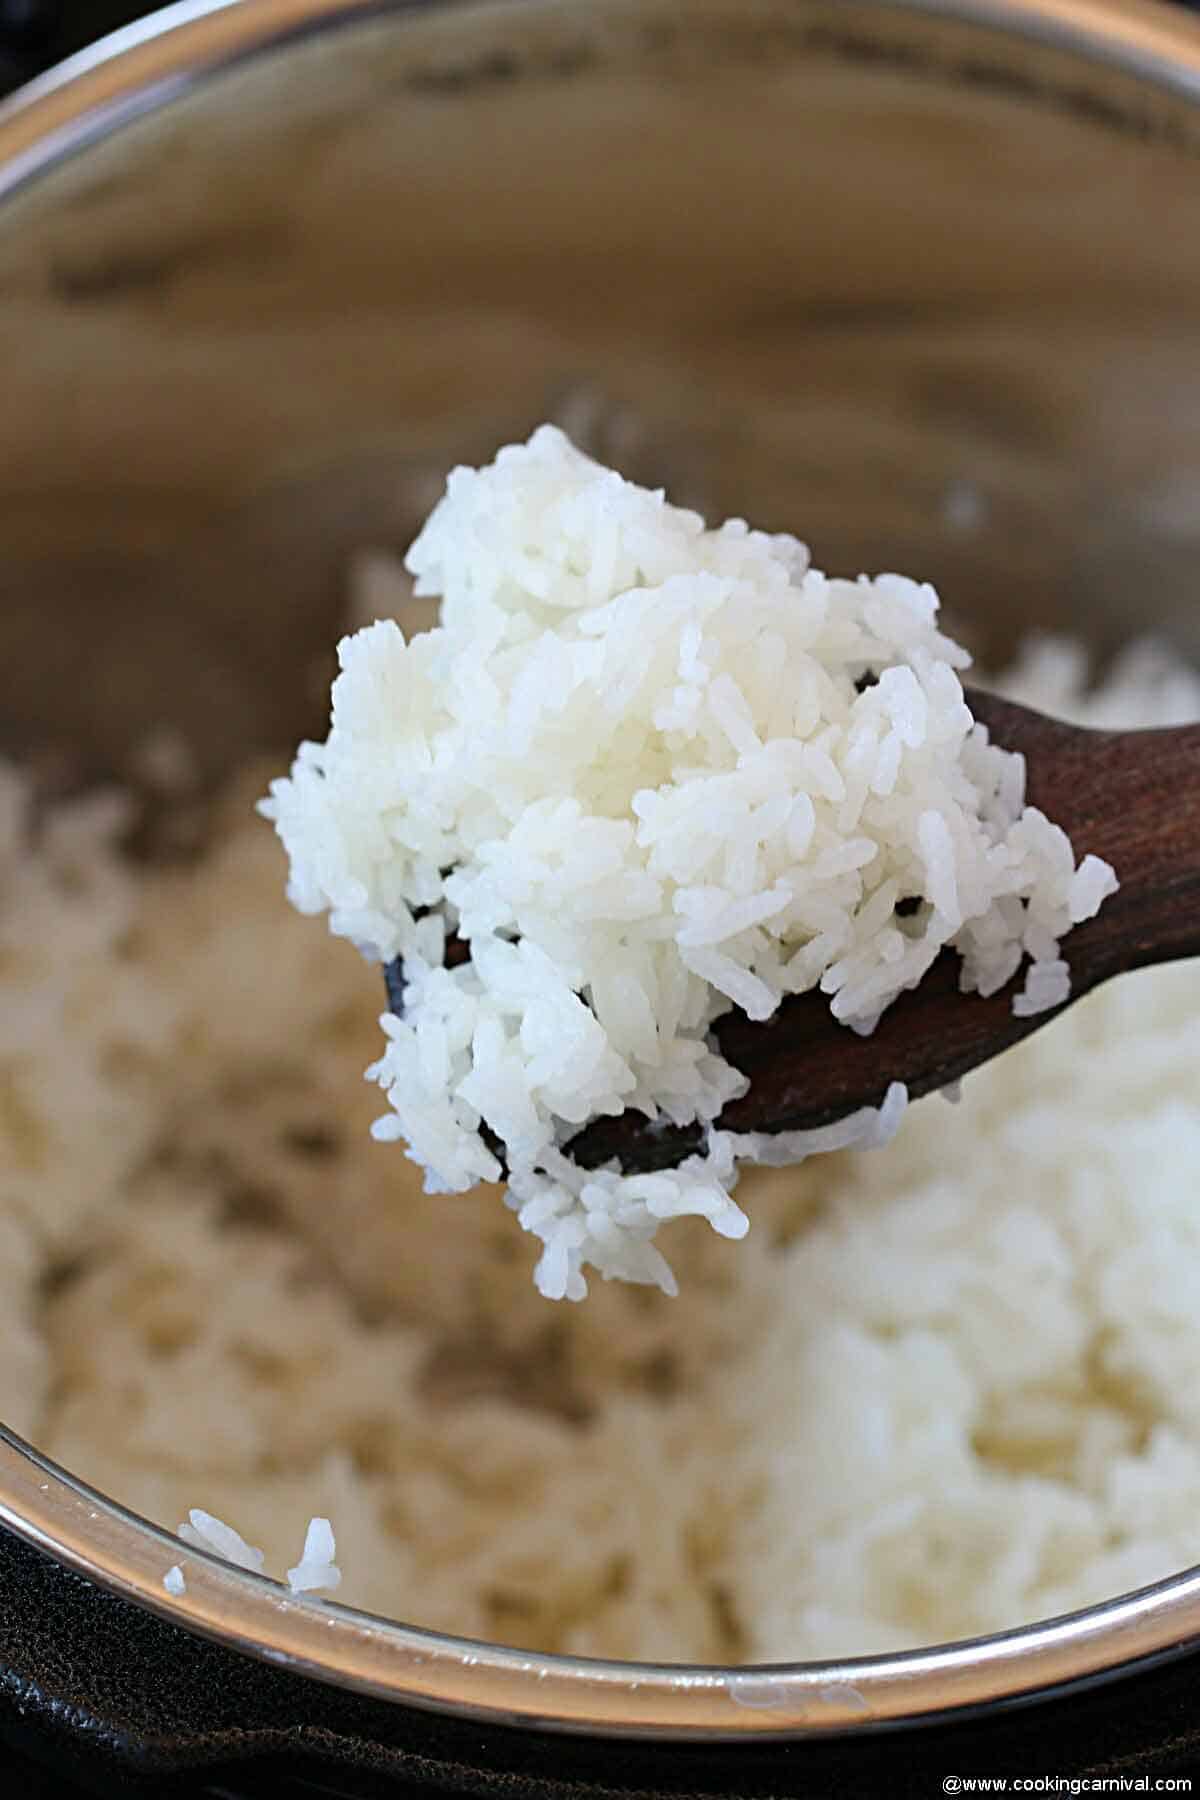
[6,1420,1200,1739]
[4,0,1200,201]
[3,0,1200,1742]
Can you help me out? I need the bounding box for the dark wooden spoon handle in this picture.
[567,694,1200,1171]
[968,692,1200,990]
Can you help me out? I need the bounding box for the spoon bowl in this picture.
[386,691,1200,1174]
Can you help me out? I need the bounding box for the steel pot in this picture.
[2,0,1200,1790]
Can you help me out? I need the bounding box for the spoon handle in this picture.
[971,694,1200,992]
[567,698,1200,1167]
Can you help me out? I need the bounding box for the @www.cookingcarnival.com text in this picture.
[941,1780,1193,1794]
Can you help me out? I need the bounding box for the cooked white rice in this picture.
[0,620,1196,1663]
[177,1507,265,1574]
[164,1510,340,1597]
[261,428,1115,1300]
[287,1516,342,1595]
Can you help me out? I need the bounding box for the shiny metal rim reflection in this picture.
[2,0,1200,1741]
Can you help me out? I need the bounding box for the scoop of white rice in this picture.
[262,427,1114,1300]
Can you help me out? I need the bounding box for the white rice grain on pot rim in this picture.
[177,1507,265,1573]
[261,427,1115,1302]
[163,1513,340,1597]
[287,1516,342,1595]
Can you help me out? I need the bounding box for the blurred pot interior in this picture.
[3,0,1200,792]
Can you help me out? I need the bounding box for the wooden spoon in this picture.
[385,691,1200,1175]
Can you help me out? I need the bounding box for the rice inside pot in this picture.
[1,607,1197,1661]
